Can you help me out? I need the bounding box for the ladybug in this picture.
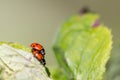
[30,43,46,66]
[30,43,45,55]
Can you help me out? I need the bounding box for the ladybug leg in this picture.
[31,48,35,53]
[31,49,36,57]
[31,49,33,53]
[40,59,46,66]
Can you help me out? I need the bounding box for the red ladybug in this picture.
[30,43,46,66]
[30,43,45,55]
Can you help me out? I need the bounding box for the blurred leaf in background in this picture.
[104,42,120,80]
[52,9,112,80]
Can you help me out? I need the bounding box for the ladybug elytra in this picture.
[30,43,46,66]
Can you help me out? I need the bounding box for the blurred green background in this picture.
[0,0,119,70]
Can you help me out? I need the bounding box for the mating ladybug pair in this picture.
[30,43,46,66]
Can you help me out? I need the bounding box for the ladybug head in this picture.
[30,43,43,51]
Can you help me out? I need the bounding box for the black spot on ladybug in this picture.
[32,45,35,47]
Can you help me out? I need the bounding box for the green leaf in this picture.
[104,42,120,80]
[50,67,69,80]
[53,13,112,80]
[0,42,51,80]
